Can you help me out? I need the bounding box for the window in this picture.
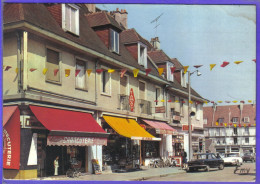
[203,118,208,125]
[46,48,60,82]
[167,62,174,82]
[232,117,239,123]
[101,70,111,95]
[181,70,187,87]
[218,118,224,124]
[138,43,147,68]
[223,139,226,144]
[155,87,160,105]
[120,75,128,95]
[62,4,79,35]
[139,81,146,100]
[216,128,220,135]
[196,104,200,120]
[244,117,250,123]
[234,127,238,135]
[245,127,249,134]
[217,140,220,145]
[234,137,238,145]
[245,137,249,143]
[110,29,119,53]
[180,99,184,115]
[75,59,86,89]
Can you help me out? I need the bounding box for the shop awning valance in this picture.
[143,119,177,135]
[103,115,161,141]
[29,105,108,146]
[3,106,20,169]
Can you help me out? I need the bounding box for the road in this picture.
[145,162,256,182]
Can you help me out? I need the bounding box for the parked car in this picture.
[242,153,255,162]
[186,153,224,172]
[223,153,243,166]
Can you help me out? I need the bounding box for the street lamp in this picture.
[188,70,201,161]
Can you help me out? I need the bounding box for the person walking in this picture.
[182,150,187,169]
[54,156,59,176]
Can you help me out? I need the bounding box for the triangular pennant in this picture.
[215,122,219,126]
[4,66,12,71]
[43,68,48,75]
[30,68,37,72]
[248,100,252,103]
[158,68,164,76]
[210,64,216,71]
[203,101,208,104]
[218,101,223,103]
[248,124,251,127]
[120,69,127,78]
[96,69,103,74]
[232,101,238,103]
[168,100,172,102]
[108,69,115,73]
[183,66,189,74]
[75,69,81,77]
[175,100,179,103]
[15,68,18,74]
[154,100,158,103]
[54,69,59,76]
[234,61,243,64]
[238,124,241,127]
[161,99,165,102]
[243,124,246,127]
[133,69,139,78]
[211,101,215,104]
[170,67,176,74]
[87,69,92,77]
[240,101,245,103]
[145,68,152,76]
[229,123,232,126]
[189,100,193,104]
[220,123,223,126]
[65,69,70,77]
[193,65,203,68]
[253,123,256,126]
[224,123,227,127]
[234,124,237,127]
[221,61,229,67]
[252,59,256,63]
[182,101,186,103]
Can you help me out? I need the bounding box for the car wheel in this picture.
[205,165,210,172]
[219,164,224,170]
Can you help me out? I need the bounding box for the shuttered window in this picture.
[110,29,119,53]
[139,81,145,99]
[120,76,128,95]
[46,48,60,82]
[75,59,86,89]
[63,4,79,35]
[101,71,110,94]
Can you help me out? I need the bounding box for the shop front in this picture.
[101,115,161,171]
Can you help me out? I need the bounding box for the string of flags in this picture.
[214,122,256,127]
[153,99,254,104]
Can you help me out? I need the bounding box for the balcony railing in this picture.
[138,99,152,115]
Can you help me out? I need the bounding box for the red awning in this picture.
[143,119,177,135]
[3,106,20,169]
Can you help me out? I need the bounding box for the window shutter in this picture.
[110,30,115,51]
[120,76,127,95]
[46,49,60,82]
[76,60,86,89]
[139,81,145,99]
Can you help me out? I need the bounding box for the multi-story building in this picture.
[3,3,206,179]
[203,104,256,155]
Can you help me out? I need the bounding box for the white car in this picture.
[222,153,243,166]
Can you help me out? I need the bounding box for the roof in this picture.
[120,28,152,46]
[171,58,183,69]
[148,50,171,63]
[203,104,256,128]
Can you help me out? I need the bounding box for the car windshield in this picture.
[226,153,238,157]
[197,154,216,159]
[197,154,207,159]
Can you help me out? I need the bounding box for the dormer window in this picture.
[167,62,174,82]
[138,42,147,68]
[62,4,79,35]
[110,29,119,53]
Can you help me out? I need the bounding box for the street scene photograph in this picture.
[2,1,257,183]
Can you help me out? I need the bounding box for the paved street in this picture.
[146,162,256,182]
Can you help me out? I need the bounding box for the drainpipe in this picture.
[22,31,28,91]
[95,58,99,105]
[211,103,216,127]
[16,31,22,92]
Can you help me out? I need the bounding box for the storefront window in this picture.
[142,141,159,158]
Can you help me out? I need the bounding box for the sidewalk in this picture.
[39,167,186,181]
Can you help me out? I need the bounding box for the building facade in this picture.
[3,3,206,179]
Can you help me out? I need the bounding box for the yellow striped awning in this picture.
[103,115,161,141]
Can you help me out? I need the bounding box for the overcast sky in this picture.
[97,4,256,106]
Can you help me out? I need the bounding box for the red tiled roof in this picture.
[171,58,183,69]
[203,104,256,127]
[148,50,171,63]
[120,28,151,46]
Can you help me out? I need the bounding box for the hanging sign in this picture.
[182,125,193,131]
[129,88,135,112]
[155,106,166,113]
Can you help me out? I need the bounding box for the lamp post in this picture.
[188,70,201,161]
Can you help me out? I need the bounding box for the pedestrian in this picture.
[216,153,221,159]
[54,156,59,176]
[182,150,187,169]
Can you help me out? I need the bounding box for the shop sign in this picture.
[129,88,135,112]
[156,129,173,135]
[182,125,193,131]
[155,106,165,113]
[47,135,107,146]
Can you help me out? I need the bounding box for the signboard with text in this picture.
[129,88,135,112]
[155,106,165,113]
[182,125,193,131]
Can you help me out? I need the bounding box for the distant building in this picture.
[203,104,256,155]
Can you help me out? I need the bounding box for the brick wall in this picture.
[174,72,181,84]
[125,44,138,61]
[46,4,62,27]
[95,28,110,48]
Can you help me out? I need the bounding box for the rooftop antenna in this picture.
[151,13,163,37]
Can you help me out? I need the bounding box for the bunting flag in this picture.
[120,69,127,78]
[210,64,216,71]
[229,123,232,126]
[215,122,219,126]
[221,61,229,67]
[203,101,208,104]
[234,124,237,127]
[182,101,186,103]
[161,99,165,102]
[224,123,227,127]
[248,124,251,127]
[253,123,256,126]
[234,61,243,64]
[108,69,115,73]
[43,68,48,75]
[5,66,12,71]
[87,69,92,77]
[175,100,179,103]
[154,100,158,102]
[193,65,203,68]
[65,69,70,77]
[75,69,81,76]
[158,68,164,76]
[243,124,246,127]
[211,101,215,104]
[218,101,223,103]
[145,68,152,76]
[225,101,231,103]
[240,101,245,103]
[133,69,139,77]
[238,124,241,128]
[183,66,189,74]
[232,101,238,103]
[96,69,103,74]
[220,123,223,126]
[30,68,37,72]
[252,59,256,63]
[189,100,193,104]
[168,100,172,102]
[15,68,18,74]
[170,67,176,74]
[54,69,59,76]
[248,100,252,103]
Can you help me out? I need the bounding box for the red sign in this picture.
[129,88,135,112]
[155,106,166,113]
[47,136,107,146]
[182,125,193,131]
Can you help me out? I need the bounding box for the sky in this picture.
[97,4,256,106]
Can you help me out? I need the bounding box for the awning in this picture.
[142,119,177,135]
[103,115,161,141]
[29,105,108,146]
[3,106,20,169]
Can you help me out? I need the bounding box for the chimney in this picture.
[150,37,160,50]
[85,4,96,13]
[112,8,128,29]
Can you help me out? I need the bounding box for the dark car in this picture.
[186,153,224,172]
[242,153,255,162]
